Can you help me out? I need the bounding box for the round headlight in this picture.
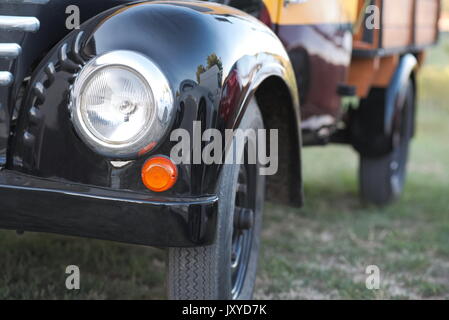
[71,50,174,159]
[80,66,153,144]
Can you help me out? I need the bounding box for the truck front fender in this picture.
[11,1,302,201]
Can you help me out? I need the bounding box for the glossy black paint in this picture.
[1,1,302,246]
[10,1,300,196]
[0,170,217,247]
[276,24,353,121]
[0,0,137,166]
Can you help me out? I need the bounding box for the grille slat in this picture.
[0,43,22,59]
[2,0,50,4]
[0,14,40,86]
[0,3,46,166]
[0,16,40,33]
[0,72,13,86]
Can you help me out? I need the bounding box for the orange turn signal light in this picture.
[141,156,178,192]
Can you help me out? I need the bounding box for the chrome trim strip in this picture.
[0,43,21,59]
[0,72,13,86]
[0,16,40,32]
[3,0,50,4]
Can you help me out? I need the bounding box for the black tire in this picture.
[359,79,415,206]
[167,98,265,300]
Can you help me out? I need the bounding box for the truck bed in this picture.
[353,0,440,57]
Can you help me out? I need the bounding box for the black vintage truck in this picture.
[0,0,440,299]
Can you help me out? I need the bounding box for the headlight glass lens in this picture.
[71,50,174,159]
[80,66,154,144]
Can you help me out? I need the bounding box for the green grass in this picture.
[1,36,449,300]
[256,33,449,300]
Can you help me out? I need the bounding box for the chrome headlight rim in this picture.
[71,50,174,159]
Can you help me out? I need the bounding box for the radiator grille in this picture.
[0,0,49,85]
[0,15,41,86]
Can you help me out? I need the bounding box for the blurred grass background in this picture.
[1,3,449,300]
[255,29,449,299]
[256,33,449,299]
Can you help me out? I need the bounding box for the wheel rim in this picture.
[231,161,256,299]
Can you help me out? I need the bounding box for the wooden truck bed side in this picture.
[349,0,441,98]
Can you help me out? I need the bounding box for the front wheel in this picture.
[167,98,265,300]
[359,79,415,206]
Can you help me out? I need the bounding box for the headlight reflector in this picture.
[71,50,173,158]
[80,66,154,144]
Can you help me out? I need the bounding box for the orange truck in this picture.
[258,0,440,205]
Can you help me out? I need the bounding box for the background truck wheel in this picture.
[167,98,265,300]
[359,79,415,206]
